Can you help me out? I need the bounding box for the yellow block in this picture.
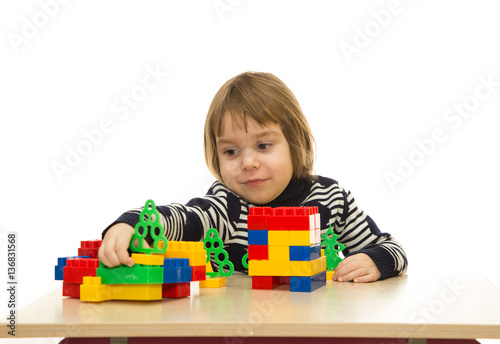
[80,276,162,302]
[199,276,226,288]
[326,270,336,281]
[248,256,326,277]
[131,253,164,266]
[268,230,289,245]
[268,245,289,261]
[164,241,207,266]
[289,230,313,246]
[80,277,112,302]
[111,283,162,301]
[206,260,214,273]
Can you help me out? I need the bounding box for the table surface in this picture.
[2,274,500,339]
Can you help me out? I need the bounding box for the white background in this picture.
[1,1,499,343]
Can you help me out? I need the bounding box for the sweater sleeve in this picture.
[327,183,408,280]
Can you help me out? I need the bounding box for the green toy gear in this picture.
[203,228,234,278]
[321,224,346,271]
[242,252,248,269]
[130,199,167,254]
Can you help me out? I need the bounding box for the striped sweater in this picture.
[103,176,408,280]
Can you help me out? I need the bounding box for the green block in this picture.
[97,261,163,284]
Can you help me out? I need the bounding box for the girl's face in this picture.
[216,116,294,205]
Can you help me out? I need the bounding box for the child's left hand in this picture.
[332,253,381,283]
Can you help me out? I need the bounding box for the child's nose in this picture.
[241,151,260,170]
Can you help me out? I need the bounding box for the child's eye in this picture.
[257,143,271,151]
[223,148,239,156]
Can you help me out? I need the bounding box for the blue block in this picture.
[248,230,268,245]
[289,244,321,261]
[290,270,326,292]
[163,258,192,283]
[54,255,90,280]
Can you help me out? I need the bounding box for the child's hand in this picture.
[332,253,381,283]
[98,223,136,267]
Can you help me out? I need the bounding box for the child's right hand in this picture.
[98,223,136,267]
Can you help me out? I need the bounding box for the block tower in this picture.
[247,206,327,292]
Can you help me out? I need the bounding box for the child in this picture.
[99,72,408,282]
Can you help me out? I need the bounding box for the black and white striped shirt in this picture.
[104,176,408,280]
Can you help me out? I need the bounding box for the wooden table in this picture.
[2,274,500,341]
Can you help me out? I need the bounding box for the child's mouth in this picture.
[244,179,267,187]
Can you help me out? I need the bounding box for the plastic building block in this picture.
[267,207,316,231]
[321,224,346,270]
[96,261,163,284]
[191,265,206,281]
[248,229,268,245]
[80,277,112,302]
[248,245,268,260]
[248,256,326,277]
[199,276,226,288]
[112,283,162,301]
[268,230,290,245]
[164,241,207,266]
[163,258,192,283]
[288,230,314,246]
[78,240,102,258]
[289,270,326,292]
[268,245,289,261]
[203,228,234,278]
[80,276,162,302]
[162,282,190,298]
[326,270,336,281]
[55,256,89,280]
[131,253,164,266]
[63,258,100,284]
[247,207,271,229]
[63,282,81,298]
[289,244,321,261]
[206,260,213,273]
[314,228,321,244]
[130,199,167,254]
[251,276,287,289]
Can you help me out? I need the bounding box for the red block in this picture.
[80,240,102,249]
[247,207,272,229]
[78,240,102,258]
[267,207,317,231]
[62,282,81,298]
[191,265,206,281]
[162,282,190,298]
[252,276,286,289]
[63,258,99,283]
[248,245,269,260]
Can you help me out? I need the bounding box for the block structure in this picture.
[55,199,212,302]
[247,206,326,292]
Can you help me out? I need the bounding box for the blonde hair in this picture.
[204,71,316,182]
